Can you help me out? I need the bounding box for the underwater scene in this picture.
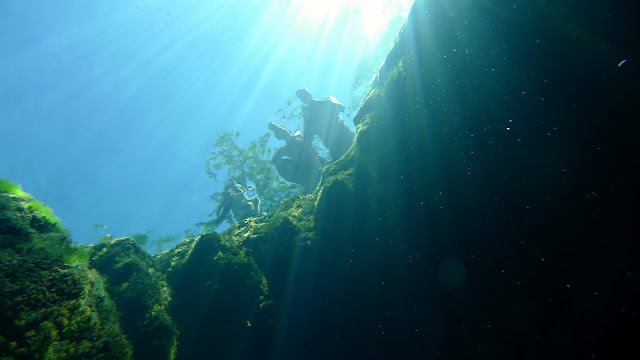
[1,0,638,359]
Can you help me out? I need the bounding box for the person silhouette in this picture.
[295,88,354,161]
[211,180,261,226]
[268,122,328,193]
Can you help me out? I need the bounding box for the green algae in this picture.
[155,233,272,359]
[0,260,133,359]
[0,179,63,231]
[1,190,133,359]
[62,245,91,266]
[90,237,178,360]
[1,187,71,263]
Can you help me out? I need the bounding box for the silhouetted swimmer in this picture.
[268,122,327,193]
[296,88,354,161]
[211,180,261,226]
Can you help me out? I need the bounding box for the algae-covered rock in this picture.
[233,195,317,292]
[90,237,178,360]
[0,258,133,360]
[0,180,70,262]
[155,232,272,360]
[1,184,133,360]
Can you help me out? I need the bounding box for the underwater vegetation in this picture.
[1,0,638,359]
[202,130,303,229]
[129,231,179,254]
[129,231,152,248]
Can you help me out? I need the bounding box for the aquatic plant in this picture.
[129,231,180,254]
[131,231,152,248]
[150,234,180,254]
[203,130,303,229]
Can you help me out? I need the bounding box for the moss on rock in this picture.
[90,237,178,360]
[0,179,63,234]
[0,189,133,360]
[155,233,272,360]
[227,195,318,310]
[0,187,70,262]
[0,258,133,360]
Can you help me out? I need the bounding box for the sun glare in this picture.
[295,0,342,24]
[294,0,412,40]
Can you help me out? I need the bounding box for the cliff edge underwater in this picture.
[2,0,638,359]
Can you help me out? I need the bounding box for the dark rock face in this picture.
[155,232,272,360]
[297,0,639,359]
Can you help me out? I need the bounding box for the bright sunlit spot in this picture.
[293,0,413,40]
[230,0,413,133]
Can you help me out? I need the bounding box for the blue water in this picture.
[0,0,412,247]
